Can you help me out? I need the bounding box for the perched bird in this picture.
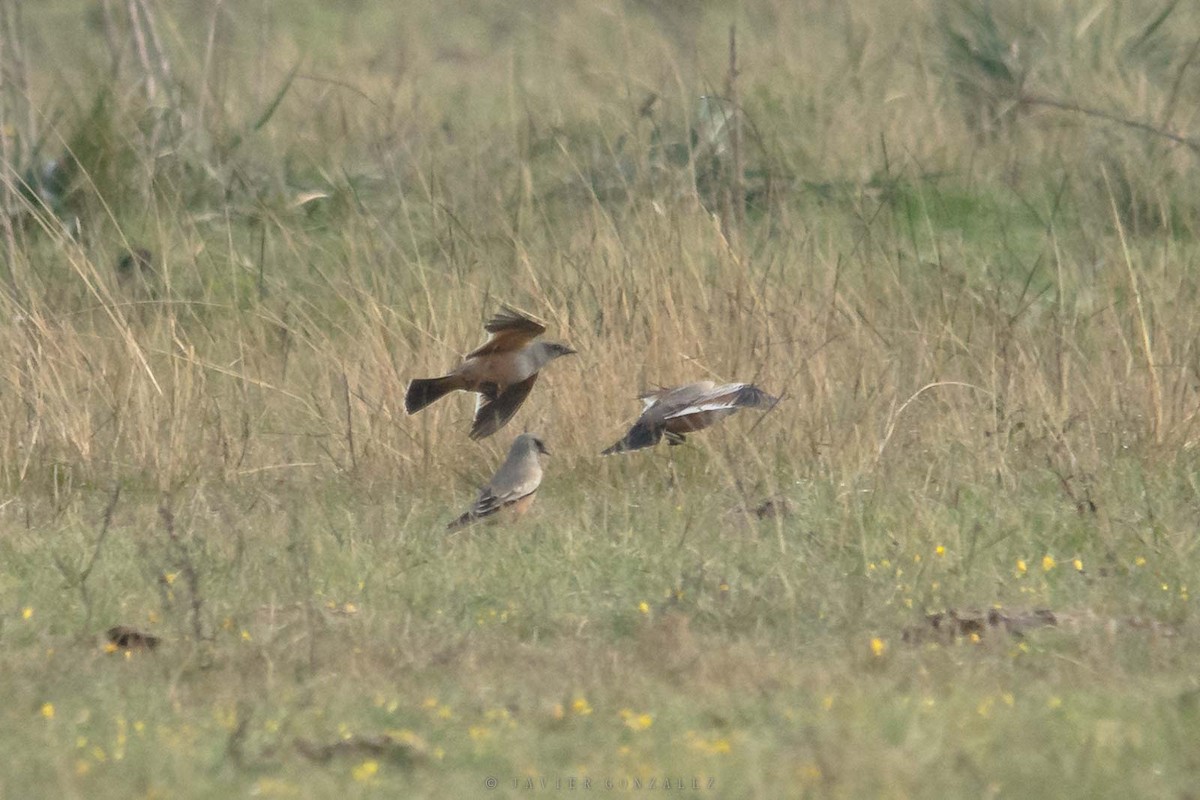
[448,433,550,531]
[406,306,575,439]
[602,381,778,454]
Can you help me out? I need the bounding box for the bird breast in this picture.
[460,347,539,386]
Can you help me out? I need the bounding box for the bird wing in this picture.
[476,472,541,516]
[661,383,776,420]
[466,306,547,358]
[469,373,539,440]
[646,382,715,415]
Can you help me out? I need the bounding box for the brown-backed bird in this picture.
[406,307,575,440]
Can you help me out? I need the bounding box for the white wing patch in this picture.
[663,401,740,420]
[660,384,750,419]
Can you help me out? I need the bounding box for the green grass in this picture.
[3,0,1200,797]
[4,462,1198,797]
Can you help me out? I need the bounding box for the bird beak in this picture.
[537,442,552,456]
[562,346,578,356]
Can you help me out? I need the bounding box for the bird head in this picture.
[545,341,576,360]
[513,432,551,457]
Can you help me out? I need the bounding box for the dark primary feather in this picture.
[468,306,548,358]
[470,373,539,440]
[484,306,546,336]
[446,487,538,531]
[730,384,778,408]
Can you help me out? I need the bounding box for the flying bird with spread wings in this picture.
[405,306,576,440]
[602,381,778,455]
[447,433,550,531]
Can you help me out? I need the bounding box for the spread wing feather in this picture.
[469,373,538,440]
[467,306,547,358]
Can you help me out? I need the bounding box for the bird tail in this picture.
[601,422,664,455]
[446,511,476,531]
[405,375,462,414]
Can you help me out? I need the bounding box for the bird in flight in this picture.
[406,306,575,439]
[448,433,550,530]
[602,381,778,454]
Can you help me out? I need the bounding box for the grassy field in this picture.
[3,0,1200,797]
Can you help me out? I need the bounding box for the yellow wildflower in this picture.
[571,697,593,716]
[870,637,886,657]
[1073,558,1083,572]
[935,545,945,557]
[619,709,653,731]
[688,732,732,755]
[22,607,33,621]
[1134,556,1147,567]
[351,760,379,782]
[638,601,649,614]
[1042,555,1056,572]
[40,703,54,720]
